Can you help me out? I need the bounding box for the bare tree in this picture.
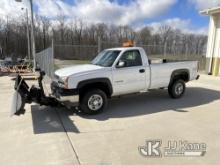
[41,17,51,49]
[158,25,172,45]
[0,15,207,61]
[137,26,152,45]
[74,19,84,44]
[57,13,65,44]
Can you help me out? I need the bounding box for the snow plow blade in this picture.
[11,71,59,116]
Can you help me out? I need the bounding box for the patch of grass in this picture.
[54,64,60,70]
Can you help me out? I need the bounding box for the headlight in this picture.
[59,77,69,89]
[54,74,59,80]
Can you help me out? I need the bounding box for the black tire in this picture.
[80,89,107,115]
[168,79,185,99]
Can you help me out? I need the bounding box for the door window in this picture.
[119,50,142,67]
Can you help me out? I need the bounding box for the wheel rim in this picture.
[175,83,184,95]
[88,94,103,111]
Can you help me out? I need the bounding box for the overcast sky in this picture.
[1,0,220,34]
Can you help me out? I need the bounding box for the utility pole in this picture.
[6,16,9,56]
[15,0,36,71]
[22,7,31,61]
[26,8,31,61]
[98,36,101,53]
[29,0,36,70]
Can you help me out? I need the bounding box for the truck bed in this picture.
[149,58,196,64]
[149,60,198,89]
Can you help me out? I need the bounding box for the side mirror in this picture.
[117,61,126,68]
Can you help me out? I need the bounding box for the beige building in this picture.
[201,7,220,76]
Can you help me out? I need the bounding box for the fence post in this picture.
[51,37,54,78]
[163,42,167,59]
[98,36,101,53]
[185,44,188,60]
[133,40,137,47]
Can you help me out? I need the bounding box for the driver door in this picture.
[112,50,146,95]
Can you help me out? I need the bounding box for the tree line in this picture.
[0,15,207,60]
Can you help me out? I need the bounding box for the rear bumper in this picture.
[51,81,79,106]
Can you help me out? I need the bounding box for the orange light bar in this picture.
[123,40,134,47]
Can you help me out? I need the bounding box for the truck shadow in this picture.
[80,87,220,120]
[31,87,220,133]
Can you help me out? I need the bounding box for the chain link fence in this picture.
[35,47,54,78]
[140,44,206,70]
[54,44,98,60]
[35,39,207,78]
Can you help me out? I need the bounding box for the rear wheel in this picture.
[80,89,107,115]
[168,79,185,99]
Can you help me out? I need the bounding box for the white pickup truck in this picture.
[51,47,199,114]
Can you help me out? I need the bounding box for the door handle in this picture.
[139,69,145,73]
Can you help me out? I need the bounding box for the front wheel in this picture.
[168,79,185,99]
[80,89,107,115]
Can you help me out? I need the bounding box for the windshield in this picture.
[91,50,121,67]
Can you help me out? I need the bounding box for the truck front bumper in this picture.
[51,81,79,106]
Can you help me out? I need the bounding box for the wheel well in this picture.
[78,82,112,98]
[170,70,189,84]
